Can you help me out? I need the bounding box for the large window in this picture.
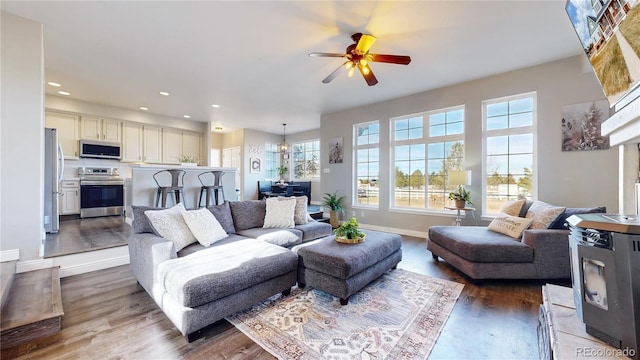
[483,92,536,215]
[292,140,320,180]
[354,122,379,207]
[391,106,465,211]
[264,143,278,180]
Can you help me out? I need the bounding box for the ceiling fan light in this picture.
[360,59,368,67]
[359,63,371,75]
[355,34,377,54]
[345,62,354,69]
[347,67,355,77]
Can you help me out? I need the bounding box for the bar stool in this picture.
[198,170,225,207]
[153,169,186,208]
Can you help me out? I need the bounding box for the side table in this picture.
[444,206,477,226]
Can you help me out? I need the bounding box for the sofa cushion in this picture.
[428,226,534,263]
[488,214,532,239]
[132,205,162,234]
[263,197,296,228]
[525,201,566,229]
[206,201,236,234]
[229,200,266,231]
[182,208,228,247]
[144,203,196,251]
[156,238,298,308]
[294,221,333,242]
[177,233,250,257]
[549,206,606,230]
[237,227,302,247]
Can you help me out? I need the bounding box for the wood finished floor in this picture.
[3,235,568,359]
[44,216,130,258]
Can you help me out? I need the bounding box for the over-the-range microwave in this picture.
[79,139,121,160]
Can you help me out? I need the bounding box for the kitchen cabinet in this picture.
[122,122,143,162]
[162,128,182,164]
[59,180,80,215]
[182,131,202,164]
[45,111,80,159]
[143,125,163,163]
[81,116,122,143]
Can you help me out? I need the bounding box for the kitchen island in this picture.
[126,165,237,221]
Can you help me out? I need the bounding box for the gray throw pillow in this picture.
[229,200,266,231]
[206,201,236,234]
[549,206,606,229]
[132,205,162,234]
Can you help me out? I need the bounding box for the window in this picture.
[391,106,465,211]
[483,92,536,215]
[292,140,320,180]
[354,122,379,207]
[264,143,278,180]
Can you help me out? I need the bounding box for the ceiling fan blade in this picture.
[355,34,377,54]
[309,52,346,58]
[358,63,378,86]
[369,54,412,65]
[322,62,350,83]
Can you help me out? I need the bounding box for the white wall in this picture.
[1,12,44,260]
[321,55,618,235]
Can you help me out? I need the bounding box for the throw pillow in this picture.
[144,203,196,251]
[181,208,228,247]
[525,201,566,229]
[206,201,236,234]
[263,197,296,228]
[279,196,308,225]
[500,199,526,217]
[549,206,606,230]
[488,214,533,239]
[131,205,162,234]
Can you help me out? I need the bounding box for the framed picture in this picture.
[282,153,289,160]
[561,100,610,151]
[250,157,261,173]
[329,137,343,164]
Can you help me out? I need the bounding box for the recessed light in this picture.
[58,91,70,96]
[159,91,170,96]
[183,115,191,119]
[48,82,61,87]
[211,104,220,108]
[139,106,148,111]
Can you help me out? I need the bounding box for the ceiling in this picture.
[1,1,584,135]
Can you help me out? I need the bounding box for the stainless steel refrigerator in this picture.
[44,127,64,233]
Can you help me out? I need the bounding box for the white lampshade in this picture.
[449,170,472,186]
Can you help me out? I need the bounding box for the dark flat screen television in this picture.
[565,0,640,109]
[567,214,640,360]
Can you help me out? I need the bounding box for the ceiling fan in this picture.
[309,33,411,86]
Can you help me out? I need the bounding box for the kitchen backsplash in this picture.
[62,158,133,179]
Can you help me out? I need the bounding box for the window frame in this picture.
[263,143,279,180]
[482,91,537,218]
[353,120,380,209]
[291,139,320,181]
[389,105,465,214]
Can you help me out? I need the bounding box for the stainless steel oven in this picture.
[78,167,124,218]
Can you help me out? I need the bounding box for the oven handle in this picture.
[80,180,125,186]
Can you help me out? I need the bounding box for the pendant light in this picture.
[279,123,289,153]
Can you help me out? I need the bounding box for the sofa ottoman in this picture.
[294,229,402,304]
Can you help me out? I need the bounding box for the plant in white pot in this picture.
[321,190,345,228]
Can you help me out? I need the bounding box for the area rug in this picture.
[226,269,464,359]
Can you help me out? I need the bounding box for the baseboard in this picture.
[16,258,54,273]
[15,247,130,278]
[358,223,427,239]
[0,249,19,263]
[56,254,130,278]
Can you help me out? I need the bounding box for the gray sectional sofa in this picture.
[128,199,332,341]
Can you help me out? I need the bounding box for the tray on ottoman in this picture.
[295,229,402,305]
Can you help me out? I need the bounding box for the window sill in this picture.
[388,207,459,218]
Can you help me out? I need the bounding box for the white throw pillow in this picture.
[279,195,308,225]
[263,197,296,228]
[144,203,196,251]
[525,201,566,229]
[181,208,228,247]
[488,214,533,240]
[500,199,526,217]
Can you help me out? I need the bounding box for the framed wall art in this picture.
[561,100,610,151]
[329,137,343,164]
[250,157,261,173]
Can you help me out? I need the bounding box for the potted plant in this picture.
[321,190,345,228]
[178,154,198,167]
[448,186,473,209]
[276,165,288,181]
[334,217,365,244]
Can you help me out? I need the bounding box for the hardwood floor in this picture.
[44,216,130,258]
[3,235,568,359]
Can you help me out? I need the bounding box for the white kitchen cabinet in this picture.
[122,122,143,162]
[182,131,202,164]
[162,128,182,164]
[45,111,80,159]
[80,116,122,143]
[59,180,80,215]
[143,125,163,163]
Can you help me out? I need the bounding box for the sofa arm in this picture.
[128,233,177,294]
[521,229,571,278]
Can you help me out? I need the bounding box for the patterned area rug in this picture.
[226,269,464,359]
